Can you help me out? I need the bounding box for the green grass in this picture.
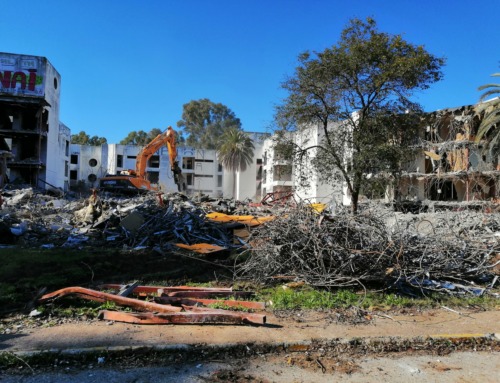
[262,286,499,311]
[1,247,497,315]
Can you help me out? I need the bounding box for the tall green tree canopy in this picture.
[177,99,242,150]
[475,72,500,155]
[275,17,445,213]
[217,128,255,172]
[71,131,107,145]
[120,129,162,146]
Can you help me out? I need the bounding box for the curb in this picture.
[2,333,499,369]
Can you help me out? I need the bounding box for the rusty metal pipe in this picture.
[99,309,266,325]
[166,291,254,298]
[156,296,266,310]
[39,286,182,313]
[99,284,233,295]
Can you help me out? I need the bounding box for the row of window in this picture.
[70,155,225,172]
[68,171,224,188]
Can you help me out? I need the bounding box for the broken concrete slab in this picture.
[120,211,145,233]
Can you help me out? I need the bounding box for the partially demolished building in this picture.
[397,101,500,204]
[262,100,500,207]
[0,52,70,192]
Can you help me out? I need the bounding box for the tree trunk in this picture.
[351,171,362,214]
[351,190,359,214]
[232,171,237,199]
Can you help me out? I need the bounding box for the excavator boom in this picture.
[99,126,182,192]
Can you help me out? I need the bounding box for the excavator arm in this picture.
[165,127,183,191]
[99,126,182,193]
[134,126,182,191]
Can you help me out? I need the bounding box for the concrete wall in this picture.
[41,58,67,191]
[266,123,345,206]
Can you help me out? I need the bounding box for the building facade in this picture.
[396,101,500,204]
[0,52,69,192]
[261,101,500,208]
[70,132,266,200]
[261,124,348,207]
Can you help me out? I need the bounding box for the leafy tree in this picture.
[119,128,185,147]
[177,99,242,149]
[88,136,107,145]
[119,130,148,145]
[71,131,90,145]
[71,131,107,146]
[216,128,255,198]
[148,128,162,140]
[274,18,444,213]
[475,72,500,155]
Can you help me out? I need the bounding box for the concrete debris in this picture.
[0,186,268,252]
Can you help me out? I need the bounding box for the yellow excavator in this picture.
[99,126,183,192]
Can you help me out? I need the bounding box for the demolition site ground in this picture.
[0,187,499,381]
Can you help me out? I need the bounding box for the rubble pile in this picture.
[1,187,500,297]
[0,188,251,251]
[236,203,500,296]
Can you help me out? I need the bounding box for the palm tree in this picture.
[475,73,500,155]
[216,128,255,199]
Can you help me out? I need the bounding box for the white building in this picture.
[0,52,69,192]
[70,132,266,200]
[261,124,347,206]
[261,136,293,198]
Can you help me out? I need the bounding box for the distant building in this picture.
[0,52,69,192]
[70,132,266,200]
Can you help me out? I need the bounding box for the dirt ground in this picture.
[1,275,499,383]
[1,308,499,352]
[1,351,499,382]
[1,307,499,382]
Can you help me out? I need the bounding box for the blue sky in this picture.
[2,0,498,144]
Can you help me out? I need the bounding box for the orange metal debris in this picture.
[40,285,266,326]
[39,286,182,313]
[98,309,266,325]
[157,296,266,310]
[206,212,275,227]
[100,284,233,295]
[174,243,226,253]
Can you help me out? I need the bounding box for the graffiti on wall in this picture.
[0,54,45,97]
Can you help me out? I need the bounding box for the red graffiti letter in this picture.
[0,71,11,89]
[28,69,37,91]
